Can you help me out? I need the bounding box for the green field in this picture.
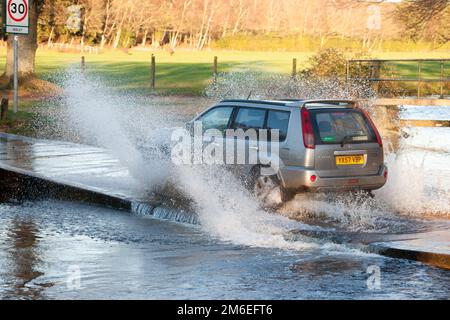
[1,48,449,95]
[0,49,314,94]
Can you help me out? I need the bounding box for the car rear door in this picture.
[309,108,383,177]
[229,107,267,166]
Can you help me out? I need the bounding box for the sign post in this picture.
[5,0,29,114]
[13,36,18,113]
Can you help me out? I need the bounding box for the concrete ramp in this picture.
[288,229,450,270]
[0,133,195,223]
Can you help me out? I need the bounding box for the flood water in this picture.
[0,200,449,300]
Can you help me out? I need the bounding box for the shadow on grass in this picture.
[40,60,283,96]
[70,61,217,95]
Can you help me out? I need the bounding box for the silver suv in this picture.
[188,99,387,201]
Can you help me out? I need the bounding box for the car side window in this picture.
[232,108,266,130]
[197,107,234,132]
[266,110,290,141]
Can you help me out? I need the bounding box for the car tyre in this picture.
[247,166,295,205]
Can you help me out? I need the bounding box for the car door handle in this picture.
[250,146,259,150]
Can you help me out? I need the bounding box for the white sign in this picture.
[66,5,82,32]
[6,0,29,34]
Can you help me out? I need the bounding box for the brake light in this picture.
[301,107,315,149]
[361,109,382,148]
[384,168,388,180]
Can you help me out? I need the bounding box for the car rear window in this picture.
[267,110,290,141]
[232,108,266,130]
[310,109,377,144]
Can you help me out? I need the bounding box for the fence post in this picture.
[440,60,444,99]
[81,56,85,74]
[151,54,156,90]
[213,56,218,83]
[345,60,350,83]
[417,61,422,98]
[371,60,381,94]
[0,98,8,121]
[291,58,297,79]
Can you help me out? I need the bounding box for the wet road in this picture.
[0,200,449,300]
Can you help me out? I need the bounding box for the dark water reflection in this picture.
[0,201,449,300]
[2,218,53,299]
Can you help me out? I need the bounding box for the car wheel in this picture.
[248,167,295,205]
[279,187,295,202]
[254,175,279,200]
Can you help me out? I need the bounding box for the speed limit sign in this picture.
[5,0,29,34]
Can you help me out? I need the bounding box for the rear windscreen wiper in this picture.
[340,135,357,147]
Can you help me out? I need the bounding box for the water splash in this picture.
[375,150,450,217]
[205,71,376,102]
[31,70,449,249]
[279,191,423,233]
[38,71,173,189]
[174,164,319,250]
[35,70,322,250]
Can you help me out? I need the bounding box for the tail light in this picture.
[384,168,388,180]
[361,109,383,147]
[301,107,315,149]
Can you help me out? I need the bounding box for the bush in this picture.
[301,48,373,80]
[301,48,347,78]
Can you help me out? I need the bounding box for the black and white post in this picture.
[5,0,30,114]
[13,36,18,113]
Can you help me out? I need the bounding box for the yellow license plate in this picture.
[335,155,365,165]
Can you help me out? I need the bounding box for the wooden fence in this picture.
[77,55,449,98]
[347,59,450,98]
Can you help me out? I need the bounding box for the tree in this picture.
[39,0,74,45]
[79,0,105,47]
[396,0,450,44]
[3,0,45,82]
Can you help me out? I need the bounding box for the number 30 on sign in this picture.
[6,0,29,34]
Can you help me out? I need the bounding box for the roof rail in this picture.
[303,99,355,104]
[220,99,288,106]
[302,99,356,108]
[219,99,356,108]
[279,99,305,102]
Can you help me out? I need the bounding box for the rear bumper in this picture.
[279,165,387,192]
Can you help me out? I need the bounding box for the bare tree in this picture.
[396,0,450,44]
[23,0,416,52]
